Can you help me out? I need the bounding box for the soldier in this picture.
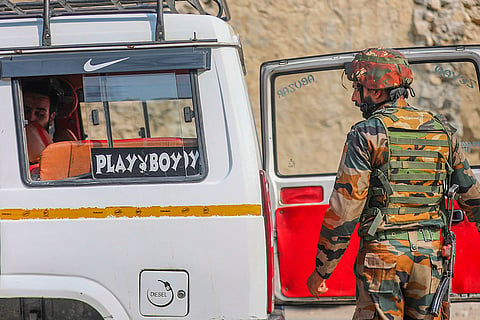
[306,48,480,319]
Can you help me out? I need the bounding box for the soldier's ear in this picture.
[373,89,388,100]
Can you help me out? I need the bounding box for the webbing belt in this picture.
[389,136,450,147]
[382,206,439,214]
[390,173,447,181]
[391,184,442,193]
[372,170,445,194]
[390,161,445,170]
[365,206,440,236]
[364,205,439,216]
[390,149,442,158]
[389,196,442,205]
[363,228,441,242]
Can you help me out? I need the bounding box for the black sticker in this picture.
[91,147,200,179]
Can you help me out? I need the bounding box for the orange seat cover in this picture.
[40,141,92,180]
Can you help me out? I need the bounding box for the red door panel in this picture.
[276,201,480,298]
[276,204,359,298]
[451,200,480,293]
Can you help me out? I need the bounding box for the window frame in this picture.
[14,69,208,187]
[270,58,480,178]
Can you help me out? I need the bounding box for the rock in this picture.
[424,11,435,22]
[462,0,476,9]
[441,0,454,7]
[429,0,442,11]
[449,21,466,37]
[413,9,431,36]
[470,7,480,24]
[429,74,443,85]
[426,35,435,45]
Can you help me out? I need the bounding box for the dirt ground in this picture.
[284,302,480,319]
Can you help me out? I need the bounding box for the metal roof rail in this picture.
[0,0,231,45]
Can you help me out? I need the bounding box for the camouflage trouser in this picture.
[353,235,443,320]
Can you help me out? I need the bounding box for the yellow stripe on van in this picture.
[0,204,261,220]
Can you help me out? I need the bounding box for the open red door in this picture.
[260,46,480,307]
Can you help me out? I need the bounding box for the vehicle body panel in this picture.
[0,7,267,319]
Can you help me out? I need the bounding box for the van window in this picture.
[19,71,204,183]
[273,60,480,176]
[409,62,480,167]
[273,69,361,176]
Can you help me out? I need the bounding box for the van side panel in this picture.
[0,19,40,48]
[1,217,266,318]
[0,79,23,190]
[0,10,267,318]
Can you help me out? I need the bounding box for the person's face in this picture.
[351,82,365,108]
[351,82,377,108]
[24,93,54,130]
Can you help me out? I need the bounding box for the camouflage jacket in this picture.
[315,98,480,279]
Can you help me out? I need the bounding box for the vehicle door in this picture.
[260,46,480,303]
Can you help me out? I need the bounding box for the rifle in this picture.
[429,184,459,318]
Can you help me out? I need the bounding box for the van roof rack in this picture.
[0,0,230,45]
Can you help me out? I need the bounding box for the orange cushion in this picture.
[40,141,92,180]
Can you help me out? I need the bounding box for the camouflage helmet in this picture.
[345,48,413,90]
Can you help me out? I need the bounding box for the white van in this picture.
[1,0,480,319]
[0,1,272,319]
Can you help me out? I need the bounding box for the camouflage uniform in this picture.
[314,48,480,320]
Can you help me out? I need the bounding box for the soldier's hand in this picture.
[307,270,328,297]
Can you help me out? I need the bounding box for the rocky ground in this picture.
[284,302,480,319]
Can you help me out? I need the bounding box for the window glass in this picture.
[273,60,480,176]
[274,69,361,176]
[409,62,480,166]
[20,71,202,183]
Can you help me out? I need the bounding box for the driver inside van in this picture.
[22,80,57,165]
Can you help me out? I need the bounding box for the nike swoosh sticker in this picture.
[83,57,130,72]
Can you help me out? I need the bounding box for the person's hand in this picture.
[307,270,328,297]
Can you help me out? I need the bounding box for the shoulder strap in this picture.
[433,114,455,224]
